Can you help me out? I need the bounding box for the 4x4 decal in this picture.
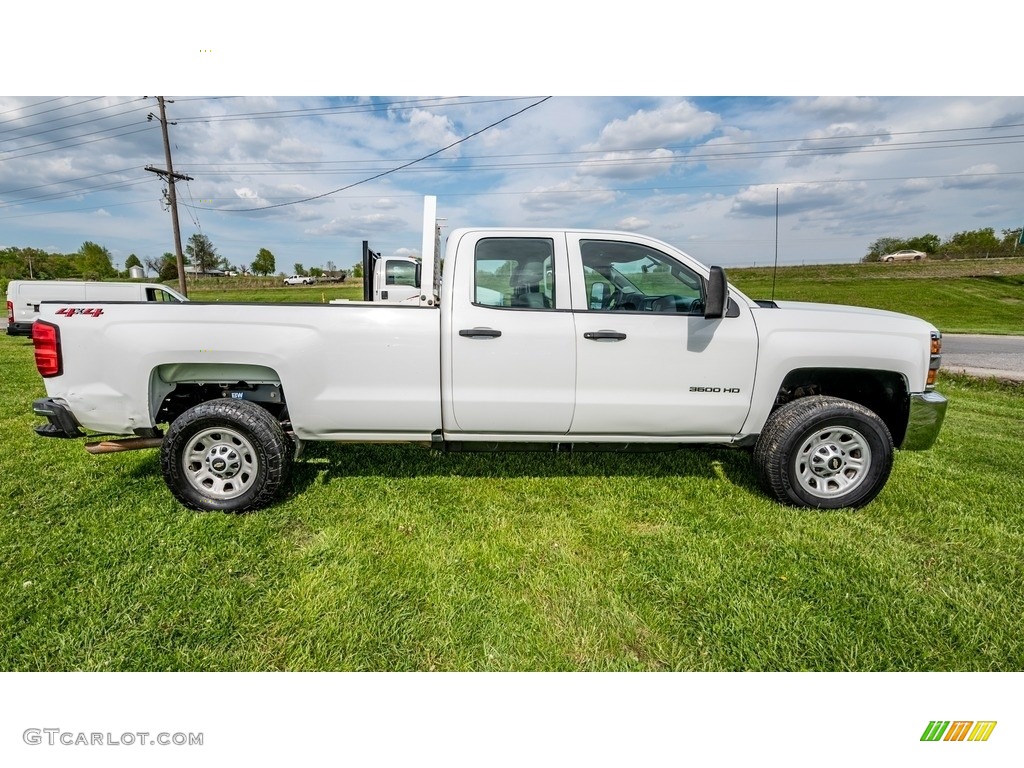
[55,308,104,318]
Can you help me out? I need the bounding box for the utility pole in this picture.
[145,97,193,296]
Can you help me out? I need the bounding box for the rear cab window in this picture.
[473,238,557,310]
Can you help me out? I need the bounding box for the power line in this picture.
[0,198,158,221]
[183,96,554,212]
[160,168,1024,203]
[173,96,541,124]
[0,124,157,162]
[0,96,67,118]
[0,177,154,208]
[0,167,138,195]
[0,96,106,127]
[3,97,1022,221]
[0,99,151,141]
[174,135,1024,179]
[170,123,1024,178]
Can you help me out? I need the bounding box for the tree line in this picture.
[863,227,1023,262]
[1,234,356,285]
[0,237,279,282]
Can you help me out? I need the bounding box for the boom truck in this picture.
[356,239,423,304]
[30,197,947,512]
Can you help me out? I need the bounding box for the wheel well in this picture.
[774,368,909,446]
[151,363,287,427]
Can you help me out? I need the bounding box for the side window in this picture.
[474,238,556,310]
[580,239,704,314]
[148,288,178,302]
[386,261,419,287]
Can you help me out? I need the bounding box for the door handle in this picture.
[584,330,627,341]
[459,327,502,339]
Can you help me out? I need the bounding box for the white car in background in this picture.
[881,250,926,262]
[284,275,316,285]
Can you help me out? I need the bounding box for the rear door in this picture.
[567,234,758,437]
[444,231,576,435]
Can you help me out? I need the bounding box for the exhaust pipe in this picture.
[85,437,163,455]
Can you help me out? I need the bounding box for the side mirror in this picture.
[590,282,607,310]
[704,266,728,319]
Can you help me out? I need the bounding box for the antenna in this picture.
[771,187,780,302]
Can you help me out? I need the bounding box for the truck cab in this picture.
[362,241,421,304]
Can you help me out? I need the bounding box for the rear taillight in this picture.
[32,321,63,377]
[6,300,12,328]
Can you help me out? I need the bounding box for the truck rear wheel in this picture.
[754,396,893,509]
[160,399,291,512]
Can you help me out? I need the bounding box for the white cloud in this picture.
[616,216,650,231]
[791,97,880,120]
[403,108,459,150]
[943,163,1009,189]
[519,183,616,213]
[305,213,407,237]
[730,182,862,218]
[786,123,892,167]
[591,101,720,149]
[577,148,677,180]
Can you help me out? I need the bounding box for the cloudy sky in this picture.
[5,7,1021,273]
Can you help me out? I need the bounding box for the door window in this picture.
[147,288,186,302]
[386,261,419,287]
[474,238,556,310]
[580,239,704,314]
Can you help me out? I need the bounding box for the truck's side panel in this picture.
[43,302,442,440]
[741,301,932,435]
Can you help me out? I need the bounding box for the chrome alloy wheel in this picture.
[182,426,258,500]
[794,426,872,499]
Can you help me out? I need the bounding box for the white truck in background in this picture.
[7,279,187,336]
[351,240,423,304]
[30,197,947,512]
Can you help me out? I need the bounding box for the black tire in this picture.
[160,399,291,512]
[753,396,893,509]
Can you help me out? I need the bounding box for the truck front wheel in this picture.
[160,399,291,512]
[754,396,893,509]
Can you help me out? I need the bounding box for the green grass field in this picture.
[726,257,1024,335]
[2,327,1023,671]
[188,281,363,304]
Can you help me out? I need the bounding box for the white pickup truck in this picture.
[31,198,947,512]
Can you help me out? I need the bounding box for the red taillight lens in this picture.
[32,321,63,378]
[6,300,12,327]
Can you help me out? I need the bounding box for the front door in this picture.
[567,235,757,438]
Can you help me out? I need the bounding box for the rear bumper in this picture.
[900,390,948,450]
[32,397,86,438]
[6,322,32,336]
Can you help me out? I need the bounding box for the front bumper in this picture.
[32,397,86,438]
[900,390,948,450]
